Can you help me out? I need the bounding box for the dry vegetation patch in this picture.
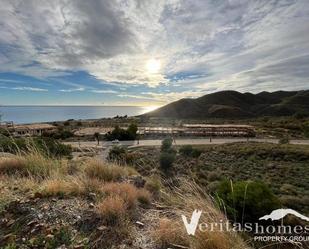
[84,159,137,182]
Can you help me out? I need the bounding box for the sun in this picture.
[146,58,161,74]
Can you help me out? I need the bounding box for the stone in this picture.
[135,221,144,227]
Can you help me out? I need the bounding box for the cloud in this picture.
[0,86,48,92]
[0,0,309,98]
[59,87,85,92]
[91,89,118,94]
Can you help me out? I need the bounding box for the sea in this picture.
[0,106,151,124]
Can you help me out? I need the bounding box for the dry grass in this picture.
[96,195,126,225]
[145,175,162,196]
[84,159,137,182]
[153,218,189,248]
[101,182,152,209]
[0,158,26,176]
[153,178,250,249]
[136,188,152,207]
[0,152,67,178]
[101,182,139,209]
[195,230,233,249]
[40,177,85,197]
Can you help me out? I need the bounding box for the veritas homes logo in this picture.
[181,209,202,235]
[181,209,309,242]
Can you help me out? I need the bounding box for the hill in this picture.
[143,90,309,119]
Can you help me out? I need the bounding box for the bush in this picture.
[145,175,162,195]
[159,138,176,171]
[101,182,139,210]
[179,145,202,158]
[215,180,280,222]
[42,129,74,140]
[84,160,136,182]
[105,123,138,141]
[160,152,176,170]
[40,178,85,197]
[179,145,193,156]
[108,146,126,162]
[96,195,126,225]
[0,128,10,137]
[161,138,173,152]
[136,188,152,207]
[153,218,189,248]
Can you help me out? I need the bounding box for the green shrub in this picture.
[215,180,280,222]
[42,129,74,139]
[108,146,127,162]
[160,152,176,170]
[179,145,202,158]
[179,145,193,156]
[0,128,10,137]
[161,138,173,152]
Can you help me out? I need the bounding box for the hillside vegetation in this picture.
[0,147,249,249]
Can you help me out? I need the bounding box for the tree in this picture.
[127,123,138,140]
[105,124,138,141]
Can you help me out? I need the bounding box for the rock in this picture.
[42,205,49,210]
[89,203,95,208]
[77,238,89,244]
[27,220,37,226]
[52,198,57,202]
[135,221,144,227]
[46,234,54,239]
[88,192,96,200]
[6,219,15,226]
[38,213,43,219]
[97,225,107,231]
[56,245,67,249]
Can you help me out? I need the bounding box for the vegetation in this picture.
[159,138,176,170]
[215,180,280,222]
[42,128,74,140]
[84,159,137,182]
[179,145,202,158]
[94,132,100,145]
[105,123,138,141]
[0,136,72,158]
[129,142,309,214]
[1,130,308,248]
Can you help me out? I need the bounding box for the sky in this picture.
[0,0,309,106]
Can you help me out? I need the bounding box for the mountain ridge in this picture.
[143,90,309,119]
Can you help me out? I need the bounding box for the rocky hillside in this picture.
[0,151,249,249]
[143,90,309,119]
